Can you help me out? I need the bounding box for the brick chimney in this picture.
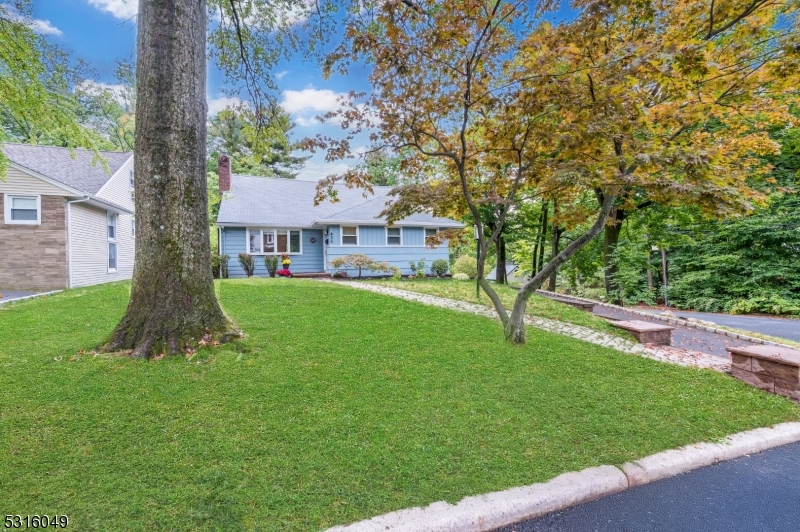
[218,153,231,193]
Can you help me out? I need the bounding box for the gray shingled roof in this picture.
[3,143,131,195]
[216,174,462,227]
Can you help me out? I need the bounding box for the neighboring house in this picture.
[215,156,463,277]
[487,262,528,285]
[0,144,135,291]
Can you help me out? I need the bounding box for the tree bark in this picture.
[503,194,615,344]
[106,0,228,358]
[496,234,507,284]
[537,202,548,273]
[548,224,562,292]
[603,207,625,305]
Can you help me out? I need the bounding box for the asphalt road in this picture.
[667,311,800,343]
[496,442,800,532]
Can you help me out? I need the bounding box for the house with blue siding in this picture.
[215,156,462,277]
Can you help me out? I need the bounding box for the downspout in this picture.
[66,197,90,289]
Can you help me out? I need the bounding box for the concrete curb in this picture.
[536,289,797,351]
[0,290,63,307]
[325,422,800,532]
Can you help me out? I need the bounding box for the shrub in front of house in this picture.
[330,254,390,278]
[238,253,256,277]
[264,255,279,277]
[452,255,477,279]
[431,259,449,277]
[453,273,471,281]
[276,269,292,277]
[409,259,426,279]
[390,266,402,280]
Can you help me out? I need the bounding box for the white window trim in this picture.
[386,226,403,246]
[425,228,440,248]
[340,225,359,246]
[245,228,304,255]
[107,212,118,273]
[3,194,41,225]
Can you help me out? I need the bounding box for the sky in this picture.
[27,1,576,181]
[28,0,370,181]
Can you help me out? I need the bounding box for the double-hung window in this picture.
[341,226,358,246]
[386,227,402,246]
[107,213,118,272]
[425,228,444,247]
[4,194,40,225]
[249,229,301,254]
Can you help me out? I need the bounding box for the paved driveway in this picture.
[594,306,756,357]
[498,441,800,532]
[665,311,800,343]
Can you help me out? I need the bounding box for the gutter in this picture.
[66,197,90,289]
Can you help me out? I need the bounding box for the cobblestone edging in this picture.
[326,281,730,373]
[536,289,796,350]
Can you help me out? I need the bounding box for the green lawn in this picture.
[365,277,628,338]
[1,279,797,531]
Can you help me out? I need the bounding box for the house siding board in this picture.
[221,227,247,277]
[403,227,424,246]
[328,243,449,277]
[327,225,340,246]
[1,166,70,195]
[0,195,68,290]
[95,157,134,211]
[359,225,384,246]
[222,228,325,277]
[69,203,134,287]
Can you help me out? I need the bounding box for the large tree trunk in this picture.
[106,0,227,358]
[603,208,624,305]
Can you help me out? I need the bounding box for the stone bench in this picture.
[541,294,596,312]
[609,320,674,346]
[727,345,800,401]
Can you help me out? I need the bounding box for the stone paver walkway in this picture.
[326,281,730,373]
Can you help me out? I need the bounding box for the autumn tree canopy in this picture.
[307,0,800,344]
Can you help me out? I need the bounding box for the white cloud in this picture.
[87,0,138,20]
[280,87,359,127]
[296,161,351,182]
[280,88,345,114]
[0,4,62,35]
[275,70,290,80]
[28,17,62,36]
[207,96,246,116]
[77,81,130,105]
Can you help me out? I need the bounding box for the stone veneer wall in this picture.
[730,347,800,402]
[0,195,68,290]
